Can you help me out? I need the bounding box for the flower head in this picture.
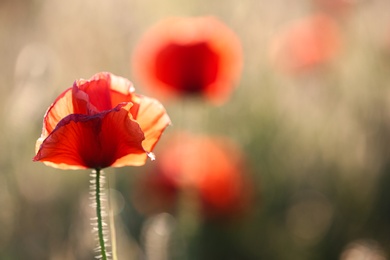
[131,16,243,105]
[269,13,342,74]
[133,132,253,221]
[33,72,171,170]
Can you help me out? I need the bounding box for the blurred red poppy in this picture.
[269,13,342,74]
[131,16,243,105]
[132,168,178,216]
[312,0,356,17]
[133,133,253,221]
[33,72,171,170]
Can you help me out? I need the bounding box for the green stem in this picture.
[95,169,108,260]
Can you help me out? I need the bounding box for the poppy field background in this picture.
[1,0,390,259]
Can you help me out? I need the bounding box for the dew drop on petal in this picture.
[147,152,156,161]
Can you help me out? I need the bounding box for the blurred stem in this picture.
[178,188,200,251]
[95,169,108,260]
[107,175,118,260]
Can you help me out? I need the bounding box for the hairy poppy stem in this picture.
[94,169,108,260]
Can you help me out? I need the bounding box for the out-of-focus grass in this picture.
[1,0,390,259]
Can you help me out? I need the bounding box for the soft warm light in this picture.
[340,240,387,260]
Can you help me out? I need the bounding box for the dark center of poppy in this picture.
[76,116,115,169]
[154,42,219,94]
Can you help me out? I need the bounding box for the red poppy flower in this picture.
[131,16,243,104]
[132,133,253,220]
[269,13,342,74]
[33,72,171,170]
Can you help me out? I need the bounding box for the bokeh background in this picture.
[1,0,390,259]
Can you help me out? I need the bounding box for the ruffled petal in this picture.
[133,94,171,152]
[107,73,141,118]
[34,103,146,169]
[109,73,135,102]
[75,72,140,114]
[112,94,170,166]
[112,94,171,167]
[42,87,74,137]
[72,84,100,115]
[74,72,112,112]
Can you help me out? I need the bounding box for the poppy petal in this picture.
[42,87,74,136]
[112,94,170,166]
[109,73,135,102]
[71,84,100,115]
[74,72,112,111]
[107,73,141,118]
[134,94,171,152]
[34,103,146,169]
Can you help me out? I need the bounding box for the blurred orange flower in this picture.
[269,13,342,74]
[33,72,170,170]
[312,0,356,17]
[131,16,243,105]
[133,133,253,221]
